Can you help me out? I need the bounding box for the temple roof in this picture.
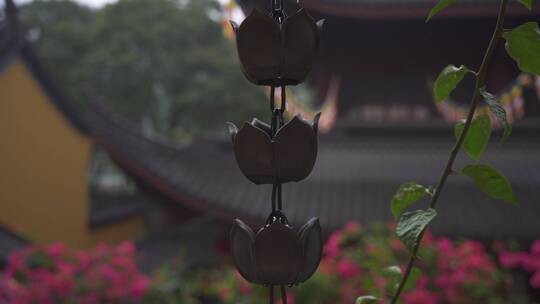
[83,107,540,240]
[0,0,22,70]
[238,0,540,19]
[2,0,540,240]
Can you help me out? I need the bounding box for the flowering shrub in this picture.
[209,222,513,304]
[2,230,537,303]
[499,240,540,292]
[0,242,150,304]
[143,257,219,304]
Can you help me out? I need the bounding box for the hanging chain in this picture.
[271,0,285,22]
[280,285,288,304]
[268,284,288,304]
[268,86,288,226]
[269,3,290,303]
[270,86,287,136]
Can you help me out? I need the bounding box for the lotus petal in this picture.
[274,116,318,183]
[233,122,273,184]
[296,218,322,284]
[281,9,320,85]
[250,118,272,137]
[317,19,325,31]
[236,9,280,85]
[230,219,258,283]
[226,122,238,143]
[229,20,239,34]
[253,221,302,285]
[313,112,321,133]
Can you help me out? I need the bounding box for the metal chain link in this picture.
[269,85,288,226]
[268,3,291,303]
[271,0,285,22]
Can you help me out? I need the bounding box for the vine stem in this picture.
[389,0,509,302]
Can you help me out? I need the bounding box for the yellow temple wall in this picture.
[0,58,145,248]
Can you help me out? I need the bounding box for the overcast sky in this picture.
[14,0,230,8]
[12,0,244,21]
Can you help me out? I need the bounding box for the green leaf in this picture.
[427,0,457,22]
[396,209,437,252]
[382,265,404,296]
[434,65,471,103]
[382,265,402,278]
[462,164,518,205]
[391,182,431,219]
[479,87,512,142]
[517,0,533,10]
[404,267,422,291]
[356,295,378,304]
[455,115,492,160]
[503,22,540,75]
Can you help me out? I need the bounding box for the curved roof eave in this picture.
[238,0,539,19]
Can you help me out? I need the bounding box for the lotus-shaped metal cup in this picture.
[230,218,322,286]
[231,9,324,86]
[227,113,320,185]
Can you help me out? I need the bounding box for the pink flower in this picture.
[530,271,540,289]
[374,276,387,289]
[450,268,468,285]
[110,255,134,272]
[235,272,252,295]
[422,231,434,245]
[466,253,495,272]
[75,251,92,271]
[458,240,484,256]
[318,259,333,275]
[522,254,540,273]
[339,283,360,303]
[129,276,150,299]
[390,239,405,252]
[56,261,75,276]
[324,232,342,258]
[215,238,230,256]
[116,241,135,255]
[94,243,111,256]
[437,238,454,254]
[416,276,428,289]
[531,240,540,256]
[5,251,25,278]
[499,251,527,269]
[275,292,295,304]
[79,292,98,304]
[367,243,377,254]
[50,275,74,298]
[218,287,231,301]
[403,287,438,304]
[2,241,149,303]
[336,258,360,279]
[437,257,450,271]
[45,243,66,259]
[238,281,251,294]
[435,274,451,289]
[100,264,121,284]
[344,221,360,232]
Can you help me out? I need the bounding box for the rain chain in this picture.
[227,1,324,303]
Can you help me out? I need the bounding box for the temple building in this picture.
[1,0,540,262]
[237,0,540,129]
[0,0,148,250]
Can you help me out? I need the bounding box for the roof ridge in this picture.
[84,101,190,153]
[0,0,23,70]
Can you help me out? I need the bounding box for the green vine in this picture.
[356,0,540,303]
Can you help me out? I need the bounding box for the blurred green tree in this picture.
[18,0,95,104]
[19,0,267,138]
